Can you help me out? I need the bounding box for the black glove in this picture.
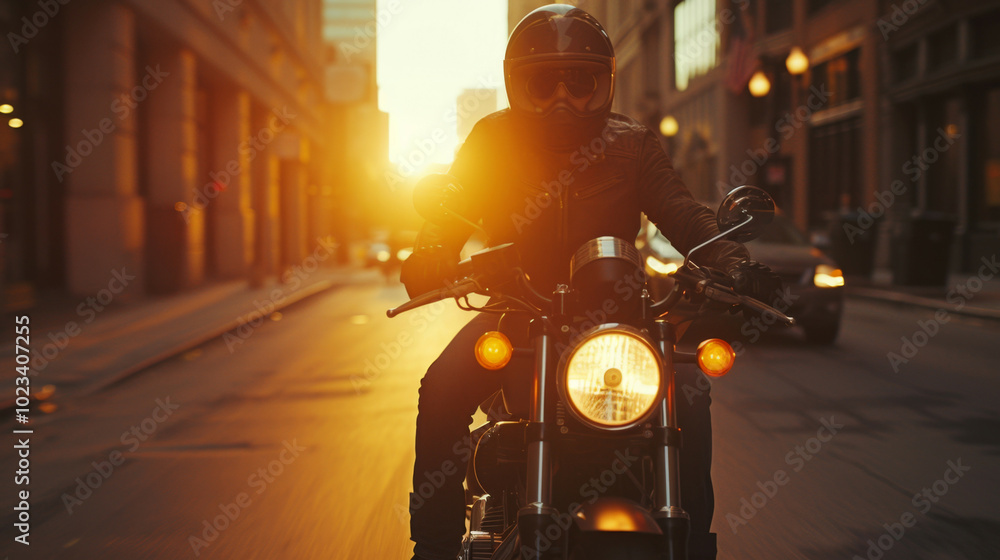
[399,246,459,299]
[413,174,471,224]
[728,260,783,307]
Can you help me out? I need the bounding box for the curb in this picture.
[846,286,1000,322]
[1,274,349,416]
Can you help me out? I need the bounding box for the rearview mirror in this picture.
[716,185,775,242]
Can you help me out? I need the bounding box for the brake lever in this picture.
[387,277,480,318]
[737,294,796,326]
[701,281,795,326]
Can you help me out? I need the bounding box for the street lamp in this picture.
[0,104,12,114]
[748,71,771,97]
[8,118,23,129]
[786,46,809,76]
[659,115,679,137]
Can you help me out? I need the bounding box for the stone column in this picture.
[274,131,309,268]
[252,151,282,281]
[144,47,204,293]
[210,89,255,278]
[63,3,145,296]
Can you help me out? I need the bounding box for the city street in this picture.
[3,280,999,560]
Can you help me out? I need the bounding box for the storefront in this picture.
[883,2,1000,279]
[0,0,65,309]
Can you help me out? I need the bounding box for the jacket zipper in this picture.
[559,177,569,276]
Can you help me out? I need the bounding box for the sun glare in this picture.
[377,0,509,173]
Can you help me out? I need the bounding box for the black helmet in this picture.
[504,5,616,149]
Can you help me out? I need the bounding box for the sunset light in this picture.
[377,0,509,172]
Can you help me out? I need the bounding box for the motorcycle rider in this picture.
[402,5,778,560]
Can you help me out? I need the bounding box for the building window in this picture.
[927,24,958,72]
[811,48,860,108]
[971,8,1000,59]
[765,0,793,35]
[807,0,835,15]
[974,86,1000,224]
[891,43,919,84]
[674,0,719,92]
[643,26,661,99]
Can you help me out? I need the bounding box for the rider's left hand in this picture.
[728,260,783,306]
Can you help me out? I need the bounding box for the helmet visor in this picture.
[527,68,599,99]
[508,57,613,118]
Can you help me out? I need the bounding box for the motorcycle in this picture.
[388,182,794,560]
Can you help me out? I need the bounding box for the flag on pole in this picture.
[725,9,759,94]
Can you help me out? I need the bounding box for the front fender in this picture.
[572,497,662,535]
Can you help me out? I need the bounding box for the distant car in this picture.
[365,230,417,280]
[639,214,845,344]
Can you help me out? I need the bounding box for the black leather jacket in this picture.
[404,109,749,296]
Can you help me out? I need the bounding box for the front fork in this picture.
[517,318,689,559]
[654,321,690,559]
[519,325,564,559]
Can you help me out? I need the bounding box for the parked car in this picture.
[640,213,845,344]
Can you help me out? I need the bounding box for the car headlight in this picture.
[559,325,663,430]
[814,264,845,288]
[645,255,679,276]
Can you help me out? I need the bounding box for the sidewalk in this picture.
[2,265,381,413]
[846,271,1000,321]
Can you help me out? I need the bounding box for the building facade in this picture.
[506,0,1000,283]
[1,0,336,307]
[323,0,389,246]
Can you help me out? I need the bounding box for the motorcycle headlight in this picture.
[559,325,663,430]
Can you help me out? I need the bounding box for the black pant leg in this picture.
[676,367,717,560]
[410,313,505,560]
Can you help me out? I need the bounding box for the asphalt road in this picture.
[3,280,999,559]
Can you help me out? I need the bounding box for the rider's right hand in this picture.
[400,246,460,299]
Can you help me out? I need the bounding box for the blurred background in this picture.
[2,0,999,305]
[1,1,1000,559]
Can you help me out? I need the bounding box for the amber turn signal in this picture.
[697,338,735,377]
[475,331,513,370]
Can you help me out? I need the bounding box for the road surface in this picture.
[3,280,999,559]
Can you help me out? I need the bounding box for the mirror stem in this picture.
[683,213,754,269]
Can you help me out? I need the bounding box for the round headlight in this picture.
[560,325,663,429]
